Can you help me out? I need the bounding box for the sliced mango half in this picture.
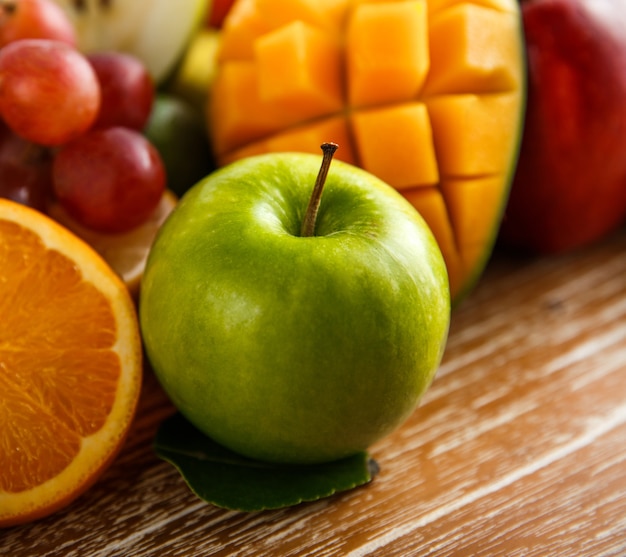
[209,0,525,304]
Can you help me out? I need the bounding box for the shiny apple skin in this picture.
[140,152,450,464]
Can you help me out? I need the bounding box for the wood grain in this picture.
[2,229,626,556]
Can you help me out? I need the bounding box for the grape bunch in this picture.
[0,0,166,233]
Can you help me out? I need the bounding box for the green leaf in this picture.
[154,413,379,512]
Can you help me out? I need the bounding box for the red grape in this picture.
[52,127,166,234]
[88,51,155,131]
[0,39,101,146]
[0,0,76,47]
[0,120,53,211]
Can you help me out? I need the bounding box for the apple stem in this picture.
[300,142,338,237]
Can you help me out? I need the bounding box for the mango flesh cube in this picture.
[217,139,272,167]
[423,4,522,95]
[255,21,344,119]
[220,0,347,62]
[255,0,348,32]
[210,62,301,155]
[218,0,271,61]
[440,175,506,273]
[425,93,521,177]
[222,116,357,167]
[264,117,357,166]
[351,103,439,190]
[402,186,462,291]
[426,0,519,16]
[346,1,429,107]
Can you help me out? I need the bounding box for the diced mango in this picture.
[350,103,439,189]
[210,62,301,155]
[422,4,522,95]
[440,175,506,272]
[346,1,429,107]
[220,116,357,167]
[210,0,526,304]
[255,21,344,119]
[218,0,271,61]
[425,92,521,177]
[218,140,272,167]
[402,186,461,295]
[255,0,348,32]
[426,0,519,16]
[265,116,357,166]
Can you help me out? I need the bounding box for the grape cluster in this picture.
[0,0,166,233]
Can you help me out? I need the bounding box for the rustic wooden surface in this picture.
[3,228,626,556]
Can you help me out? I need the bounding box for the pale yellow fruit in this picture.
[167,28,221,113]
[53,0,210,82]
[47,191,177,300]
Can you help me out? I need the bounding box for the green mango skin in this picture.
[140,152,450,465]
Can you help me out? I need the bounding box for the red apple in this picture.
[499,0,626,253]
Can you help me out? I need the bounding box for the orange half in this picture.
[0,199,143,527]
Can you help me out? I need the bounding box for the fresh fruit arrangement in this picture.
[0,37,164,223]
[0,0,184,526]
[0,0,191,292]
[4,0,626,528]
[208,0,526,304]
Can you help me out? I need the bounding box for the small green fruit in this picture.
[144,94,215,198]
[140,148,450,465]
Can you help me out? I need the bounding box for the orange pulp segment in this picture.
[0,199,143,527]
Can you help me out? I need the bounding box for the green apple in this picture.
[140,145,450,465]
[53,0,210,83]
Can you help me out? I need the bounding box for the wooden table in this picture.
[3,229,626,556]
